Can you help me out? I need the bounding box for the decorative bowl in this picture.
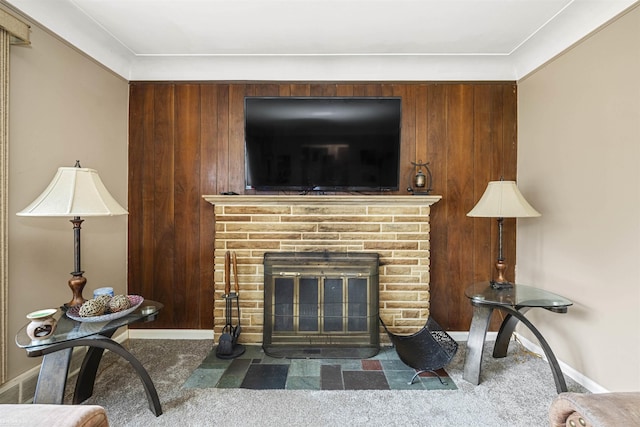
[66,295,144,323]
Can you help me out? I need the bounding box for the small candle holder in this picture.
[93,287,114,298]
[26,308,58,340]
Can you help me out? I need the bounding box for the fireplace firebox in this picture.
[263,252,379,358]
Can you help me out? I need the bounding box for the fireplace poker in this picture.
[232,251,242,341]
[216,251,244,358]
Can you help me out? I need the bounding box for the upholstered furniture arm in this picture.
[0,404,109,427]
[549,392,640,427]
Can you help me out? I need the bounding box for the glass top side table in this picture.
[462,282,572,393]
[465,282,572,311]
[15,299,163,416]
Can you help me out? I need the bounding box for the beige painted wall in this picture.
[517,5,640,391]
[7,17,128,379]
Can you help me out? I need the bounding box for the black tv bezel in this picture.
[244,96,402,193]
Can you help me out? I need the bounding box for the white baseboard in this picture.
[442,330,607,393]
[448,331,497,342]
[514,333,609,393]
[127,329,214,340]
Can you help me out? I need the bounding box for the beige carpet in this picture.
[71,339,586,426]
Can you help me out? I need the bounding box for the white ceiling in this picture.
[4,0,638,81]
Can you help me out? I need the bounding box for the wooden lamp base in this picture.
[490,259,513,289]
[67,273,87,307]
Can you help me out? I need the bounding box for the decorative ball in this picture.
[95,294,112,307]
[109,295,131,313]
[79,299,106,317]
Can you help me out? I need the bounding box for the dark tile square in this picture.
[236,345,264,359]
[320,364,343,390]
[201,351,225,366]
[285,376,320,390]
[383,370,425,390]
[216,373,245,389]
[361,360,382,370]
[224,358,251,376]
[343,370,390,390]
[182,367,226,389]
[240,364,289,389]
[216,358,251,388]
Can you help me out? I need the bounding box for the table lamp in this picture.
[467,180,540,289]
[17,161,128,307]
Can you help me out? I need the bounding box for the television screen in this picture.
[245,97,401,192]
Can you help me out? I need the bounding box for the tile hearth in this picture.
[183,345,456,391]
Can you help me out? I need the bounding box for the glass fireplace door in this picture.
[263,252,379,358]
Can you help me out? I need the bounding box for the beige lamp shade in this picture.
[467,181,540,218]
[17,167,128,217]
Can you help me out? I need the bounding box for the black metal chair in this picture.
[380,316,458,385]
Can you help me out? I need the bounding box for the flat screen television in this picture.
[244,97,401,192]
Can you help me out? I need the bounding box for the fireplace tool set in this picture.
[216,251,245,359]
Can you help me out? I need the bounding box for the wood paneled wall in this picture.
[128,82,517,331]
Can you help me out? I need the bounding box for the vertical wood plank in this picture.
[352,84,366,97]
[394,84,416,193]
[228,84,248,192]
[199,84,218,329]
[174,84,202,326]
[426,84,450,326]
[290,84,310,96]
[150,84,176,328]
[364,84,382,97]
[127,84,142,287]
[444,84,475,327]
[336,84,354,97]
[469,85,500,329]
[500,84,518,288]
[215,85,230,194]
[472,84,497,284]
[414,84,429,187]
[255,84,280,97]
[127,84,145,297]
[278,85,291,96]
[140,86,157,302]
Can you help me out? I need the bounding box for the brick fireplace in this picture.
[203,195,441,345]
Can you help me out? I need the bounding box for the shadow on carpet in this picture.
[183,345,457,391]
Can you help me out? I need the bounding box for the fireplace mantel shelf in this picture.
[203,194,441,206]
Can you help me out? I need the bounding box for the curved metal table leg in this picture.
[33,348,73,404]
[37,335,163,416]
[73,346,107,404]
[73,330,117,404]
[492,307,531,358]
[497,305,567,393]
[463,304,494,385]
